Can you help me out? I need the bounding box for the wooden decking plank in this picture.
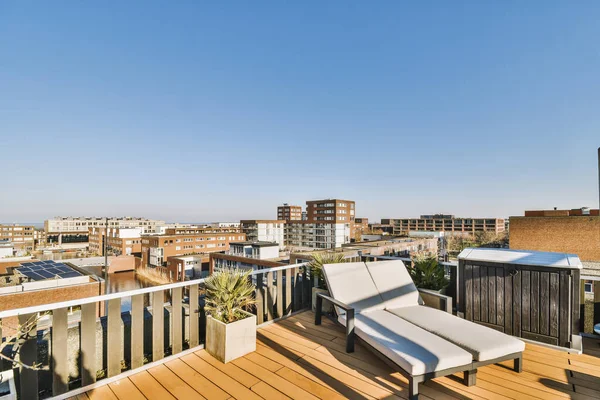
[296,356,405,399]
[232,356,319,400]
[434,375,509,400]
[108,378,147,400]
[147,363,206,399]
[86,385,119,400]
[251,381,291,400]
[262,324,323,349]
[276,319,339,341]
[260,329,398,391]
[482,365,576,399]
[285,316,346,339]
[275,366,347,400]
[244,351,286,372]
[196,350,261,388]
[129,370,177,400]
[165,358,231,400]
[256,343,378,400]
[180,353,263,400]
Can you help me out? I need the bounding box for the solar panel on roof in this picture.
[44,260,56,264]
[37,271,54,279]
[22,271,44,280]
[21,263,34,267]
[45,268,61,274]
[61,272,81,278]
[53,263,67,268]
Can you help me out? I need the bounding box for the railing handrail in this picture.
[363,254,458,268]
[0,262,308,319]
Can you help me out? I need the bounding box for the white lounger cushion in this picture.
[338,310,473,375]
[366,260,420,309]
[388,306,525,362]
[323,262,385,313]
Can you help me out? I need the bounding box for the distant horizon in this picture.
[2,3,599,222]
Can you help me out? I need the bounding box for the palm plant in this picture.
[410,253,449,291]
[309,252,346,289]
[205,268,256,323]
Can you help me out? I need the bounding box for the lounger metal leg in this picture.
[346,308,355,353]
[408,378,418,400]
[315,295,322,325]
[464,369,477,386]
[514,354,522,373]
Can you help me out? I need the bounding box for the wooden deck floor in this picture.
[73,311,600,400]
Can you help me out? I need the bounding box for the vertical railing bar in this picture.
[107,298,122,378]
[51,307,69,395]
[130,294,144,370]
[19,313,38,400]
[256,273,265,324]
[276,270,283,318]
[172,287,183,354]
[189,284,199,347]
[285,268,292,315]
[80,302,97,386]
[266,271,274,322]
[152,290,164,362]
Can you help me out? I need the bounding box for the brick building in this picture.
[240,220,285,248]
[383,215,506,236]
[0,224,36,253]
[141,228,246,268]
[277,204,302,221]
[509,208,600,262]
[88,227,143,256]
[353,218,369,241]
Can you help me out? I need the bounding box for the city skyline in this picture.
[2,2,599,222]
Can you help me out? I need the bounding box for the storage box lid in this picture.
[458,248,582,269]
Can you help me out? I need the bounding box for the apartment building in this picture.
[277,204,302,221]
[141,229,246,268]
[240,220,285,248]
[166,254,207,282]
[285,221,350,249]
[305,199,355,224]
[88,227,143,256]
[44,217,166,247]
[383,214,506,236]
[0,224,36,253]
[0,240,14,258]
[353,218,369,241]
[510,208,600,262]
[210,242,283,274]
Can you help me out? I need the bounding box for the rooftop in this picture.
[231,241,280,247]
[75,310,600,400]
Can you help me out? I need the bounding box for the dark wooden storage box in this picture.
[457,248,582,349]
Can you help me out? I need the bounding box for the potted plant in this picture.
[205,268,257,363]
[409,252,449,293]
[309,253,346,313]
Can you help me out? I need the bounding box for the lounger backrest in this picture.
[366,260,420,309]
[322,262,385,314]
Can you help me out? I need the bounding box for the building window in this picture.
[584,281,594,294]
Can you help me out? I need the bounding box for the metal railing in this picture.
[0,262,310,399]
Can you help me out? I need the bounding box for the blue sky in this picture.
[1,2,599,223]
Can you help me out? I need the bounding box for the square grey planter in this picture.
[0,370,16,400]
[206,310,256,363]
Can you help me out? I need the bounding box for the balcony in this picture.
[0,261,598,399]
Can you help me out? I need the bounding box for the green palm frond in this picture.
[308,252,346,289]
[410,252,448,291]
[205,268,256,323]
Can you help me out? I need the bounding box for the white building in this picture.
[0,240,14,258]
[229,241,280,260]
[285,222,350,249]
[240,220,285,249]
[210,222,240,228]
[45,217,166,234]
